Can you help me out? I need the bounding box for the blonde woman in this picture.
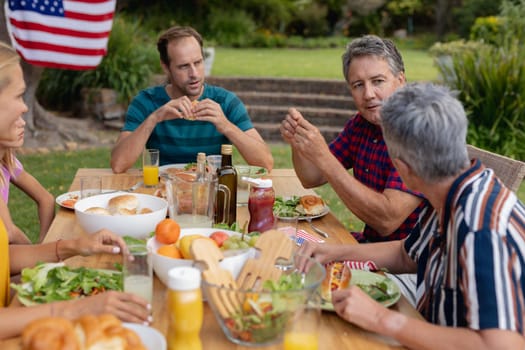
[0,42,150,339]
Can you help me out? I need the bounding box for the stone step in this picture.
[247,105,353,127]
[253,122,341,142]
[237,91,354,110]
[207,76,350,96]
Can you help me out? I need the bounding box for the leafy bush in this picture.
[206,9,257,47]
[470,16,503,45]
[431,0,525,159]
[432,41,525,159]
[37,16,157,110]
[452,0,502,38]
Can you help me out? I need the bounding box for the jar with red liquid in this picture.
[247,178,275,233]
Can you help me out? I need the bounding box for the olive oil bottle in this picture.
[215,145,237,226]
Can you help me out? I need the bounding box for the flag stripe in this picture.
[9,19,111,39]
[15,46,104,67]
[11,28,110,49]
[12,36,107,55]
[6,0,116,70]
[64,0,116,16]
[8,9,114,33]
[64,10,114,22]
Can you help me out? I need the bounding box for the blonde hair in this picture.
[0,41,21,186]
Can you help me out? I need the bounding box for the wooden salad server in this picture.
[236,229,294,291]
[191,238,240,318]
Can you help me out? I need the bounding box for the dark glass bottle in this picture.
[215,145,237,226]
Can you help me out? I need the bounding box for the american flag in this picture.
[5,0,116,70]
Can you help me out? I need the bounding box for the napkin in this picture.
[295,229,379,272]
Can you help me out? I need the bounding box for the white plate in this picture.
[123,323,166,350]
[56,189,113,209]
[159,163,187,172]
[321,270,401,311]
[274,196,330,221]
[296,206,330,221]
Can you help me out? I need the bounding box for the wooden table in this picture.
[1,168,420,349]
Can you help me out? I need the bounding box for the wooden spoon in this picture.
[191,238,240,318]
[236,229,294,291]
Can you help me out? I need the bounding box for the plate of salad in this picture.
[273,195,329,220]
[11,262,122,306]
[321,269,401,311]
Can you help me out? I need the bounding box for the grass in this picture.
[10,144,524,243]
[10,144,365,243]
[212,47,439,82]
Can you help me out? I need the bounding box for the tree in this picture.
[1,0,101,148]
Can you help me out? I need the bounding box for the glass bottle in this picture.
[195,152,207,182]
[247,178,275,232]
[167,267,203,350]
[215,144,237,226]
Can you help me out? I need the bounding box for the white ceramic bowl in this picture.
[147,228,254,287]
[123,323,166,350]
[74,192,168,238]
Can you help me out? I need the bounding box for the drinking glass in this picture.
[123,244,153,304]
[206,155,222,176]
[235,165,252,206]
[143,149,159,187]
[283,293,322,350]
[80,176,102,199]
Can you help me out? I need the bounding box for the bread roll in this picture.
[139,208,153,214]
[22,314,146,350]
[108,195,138,215]
[22,317,80,350]
[84,207,111,215]
[297,195,325,216]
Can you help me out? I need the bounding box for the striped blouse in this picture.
[404,159,525,333]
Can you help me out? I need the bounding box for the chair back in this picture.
[467,145,525,192]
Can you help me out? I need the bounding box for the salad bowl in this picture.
[202,255,325,347]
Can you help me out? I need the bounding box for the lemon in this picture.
[178,234,217,259]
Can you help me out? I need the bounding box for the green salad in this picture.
[222,272,307,344]
[273,195,301,218]
[11,262,122,305]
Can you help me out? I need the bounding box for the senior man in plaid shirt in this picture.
[281,34,426,244]
[280,35,427,305]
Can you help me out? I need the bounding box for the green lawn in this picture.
[212,47,439,82]
[10,145,524,243]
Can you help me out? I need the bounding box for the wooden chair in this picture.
[467,145,525,192]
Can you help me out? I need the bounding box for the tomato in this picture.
[209,231,230,248]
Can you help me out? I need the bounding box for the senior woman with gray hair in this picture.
[298,83,525,349]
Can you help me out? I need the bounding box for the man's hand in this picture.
[192,98,230,132]
[154,96,195,122]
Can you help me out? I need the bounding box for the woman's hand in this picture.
[70,291,151,325]
[72,229,129,257]
[332,286,391,332]
[296,241,340,271]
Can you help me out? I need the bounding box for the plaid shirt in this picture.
[329,113,425,242]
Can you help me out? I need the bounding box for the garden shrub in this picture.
[431,0,525,159]
[469,16,503,46]
[432,42,525,159]
[206,9,256,47]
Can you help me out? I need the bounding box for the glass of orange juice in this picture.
[283,293,321,350]
[143,148,159,187]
